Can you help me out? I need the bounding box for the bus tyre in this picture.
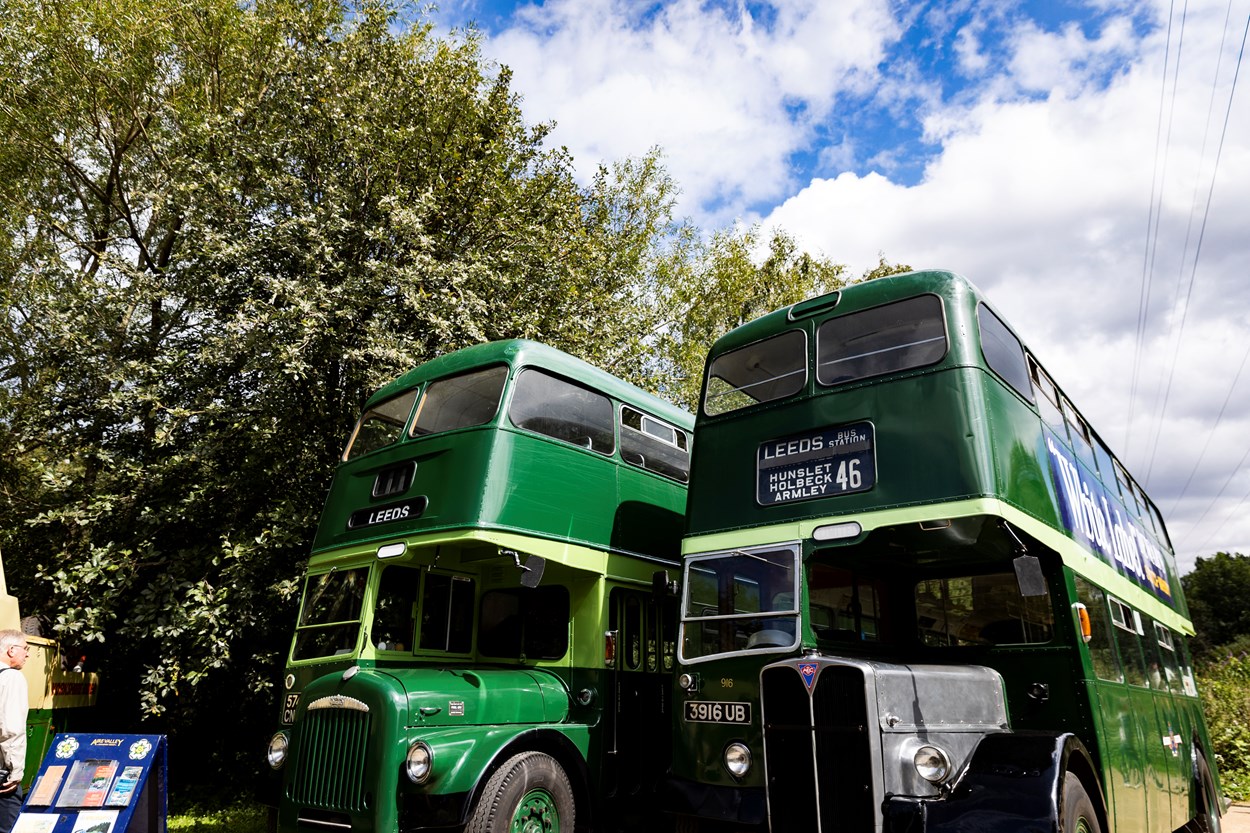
[1196,754,1222,833]
[1062,773,1102,833]
[467,751,575,833]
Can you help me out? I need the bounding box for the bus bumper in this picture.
[663,774,767,828]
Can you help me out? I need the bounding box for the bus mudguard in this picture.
[884,731,1103,833]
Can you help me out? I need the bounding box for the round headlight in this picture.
[677,673,696,692]
[913,745,951,783]
[406,741,433,783]
[724,742,752,778]
[267,732,289,770]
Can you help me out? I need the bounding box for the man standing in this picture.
[0,629,28,832]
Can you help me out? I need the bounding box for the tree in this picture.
[1183,552,1250,658]
[0,0,692,783]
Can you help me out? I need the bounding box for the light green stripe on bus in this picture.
[312,526,674,584]
[682,497,1194,636]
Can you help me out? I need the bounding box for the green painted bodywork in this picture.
[274,341,689,833]
[673,271,1218,833]
[686,271,1182,615]
[313,340,692,561]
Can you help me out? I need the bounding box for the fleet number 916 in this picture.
[684,701,751,724]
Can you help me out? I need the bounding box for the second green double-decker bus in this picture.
[266,339,692,833]
[666,270,1223,833]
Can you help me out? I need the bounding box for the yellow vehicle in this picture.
[0,547,99,786]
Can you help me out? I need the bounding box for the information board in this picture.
[16,734,166,833]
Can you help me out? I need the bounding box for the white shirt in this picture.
[0,667,27,785]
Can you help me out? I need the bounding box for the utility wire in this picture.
[1129,0,1183,456]
[1175,9,1250,554]
[1145,0,1241,482]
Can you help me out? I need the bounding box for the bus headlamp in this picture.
[677,672,699,693]
[913,745,952,783]
[267,731,289,770]
[724,742,752,778]
[405,741,434,783]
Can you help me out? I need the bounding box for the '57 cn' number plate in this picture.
[685,700,751,724]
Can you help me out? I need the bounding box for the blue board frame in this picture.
[15,733,166,833]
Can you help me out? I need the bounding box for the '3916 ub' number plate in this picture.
[684,701,751,724]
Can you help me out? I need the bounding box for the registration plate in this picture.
[756,421,875,505]
[685,701,752,724]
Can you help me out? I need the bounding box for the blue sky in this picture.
[431,0,1250,572]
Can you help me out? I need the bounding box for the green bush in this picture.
[1197,652,1250,801]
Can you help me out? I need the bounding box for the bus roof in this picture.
[709,269,984,356]
[365,339,693,430]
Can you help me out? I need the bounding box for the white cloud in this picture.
[481,0,899,221]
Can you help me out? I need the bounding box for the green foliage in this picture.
[1183,552,1250,658]
[0,0,695,785]
[1196,652,1250,801]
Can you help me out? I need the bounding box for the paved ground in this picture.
[1225,803,1250,833]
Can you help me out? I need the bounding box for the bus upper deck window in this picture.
[410,365,508,437]
[509,369,615,454]
[817,295,946,387]
[703,330,807,416]
[345,390,419,460]
[977,304,1033,401]
[621,405,690,481]
[1029,360,1066,433]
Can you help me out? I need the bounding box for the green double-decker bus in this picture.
[266,339,692,833]
[667,270,1223,833]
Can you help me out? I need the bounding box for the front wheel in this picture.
[467,751,576,833]
[1061,772,1103,833]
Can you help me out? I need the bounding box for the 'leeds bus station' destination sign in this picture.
[757,421,876,506]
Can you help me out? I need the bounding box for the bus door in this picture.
[603,587,675,800]
[1076,579,1148,831]
[1107,597,1170,831]
[1141,617,1190,829]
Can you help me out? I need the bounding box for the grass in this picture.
[168,800,270,832]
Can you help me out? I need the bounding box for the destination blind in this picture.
[757,422,875,505]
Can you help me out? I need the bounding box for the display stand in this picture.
[14,733,166,833]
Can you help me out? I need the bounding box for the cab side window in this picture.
[373,565,421,652]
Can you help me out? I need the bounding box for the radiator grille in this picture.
[761,663,873,833]
[289,707,372,812]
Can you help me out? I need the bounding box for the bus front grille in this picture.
[761,663,874,833]
[289,707,372,812]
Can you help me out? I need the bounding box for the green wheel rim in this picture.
[1074,817,1092,833]
[511,788,560,833]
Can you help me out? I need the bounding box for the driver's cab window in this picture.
[373,565,421,651]
[809,563,885,643]
[372,567,476,654]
